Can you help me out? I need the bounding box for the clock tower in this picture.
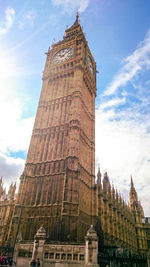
[8,14,97,246]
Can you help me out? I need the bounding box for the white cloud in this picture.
[0,7,15,35]
[0,98,34,153]
[0,52,34,154]
[19,9,37,30]
[96,106,150,216]
[105,29,150,96]
[0,51,34,186]
[0,152,24,189]
[51,0,90,14]
[96,29,150,216]
[0,89,34,153]
[100,97,126,110]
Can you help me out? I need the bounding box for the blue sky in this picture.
[0,0,150,216]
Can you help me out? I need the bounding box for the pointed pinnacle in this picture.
[97,164,101,179]
[103,172,109,183]
[130,175,134,188]
[76,11,79,22]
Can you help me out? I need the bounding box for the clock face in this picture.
[53,48,73,64]
[87,54,94,75]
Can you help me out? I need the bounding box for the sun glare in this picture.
[0,53,17,96]
[0,54,16,77]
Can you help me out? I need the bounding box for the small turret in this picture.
[115,189,119,201]
[129,176,147,254]
[112,184,115,199]
[130,175,138,204]
[97,166,102,194]
[108,183,111,199]
[31,226,46,266]
[8,182,16,200]
[85,225,99,267]
[103,172,109,191]
[97,166,101,181]
[129,175,143,219]
[119,193,123,207]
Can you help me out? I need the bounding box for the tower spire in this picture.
[64,11,82,40]
[129,175,139,208]
[130,176,138,201]
[131,175,134,188]
[76,11,79,23]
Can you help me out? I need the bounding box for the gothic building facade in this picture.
[96,170,147,255]
[0,178,16,246]
[0,14,149,263]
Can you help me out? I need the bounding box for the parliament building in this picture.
[0,14,149,267]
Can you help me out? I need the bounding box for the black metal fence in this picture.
[98,247,148,267]
[0,247,14,257]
